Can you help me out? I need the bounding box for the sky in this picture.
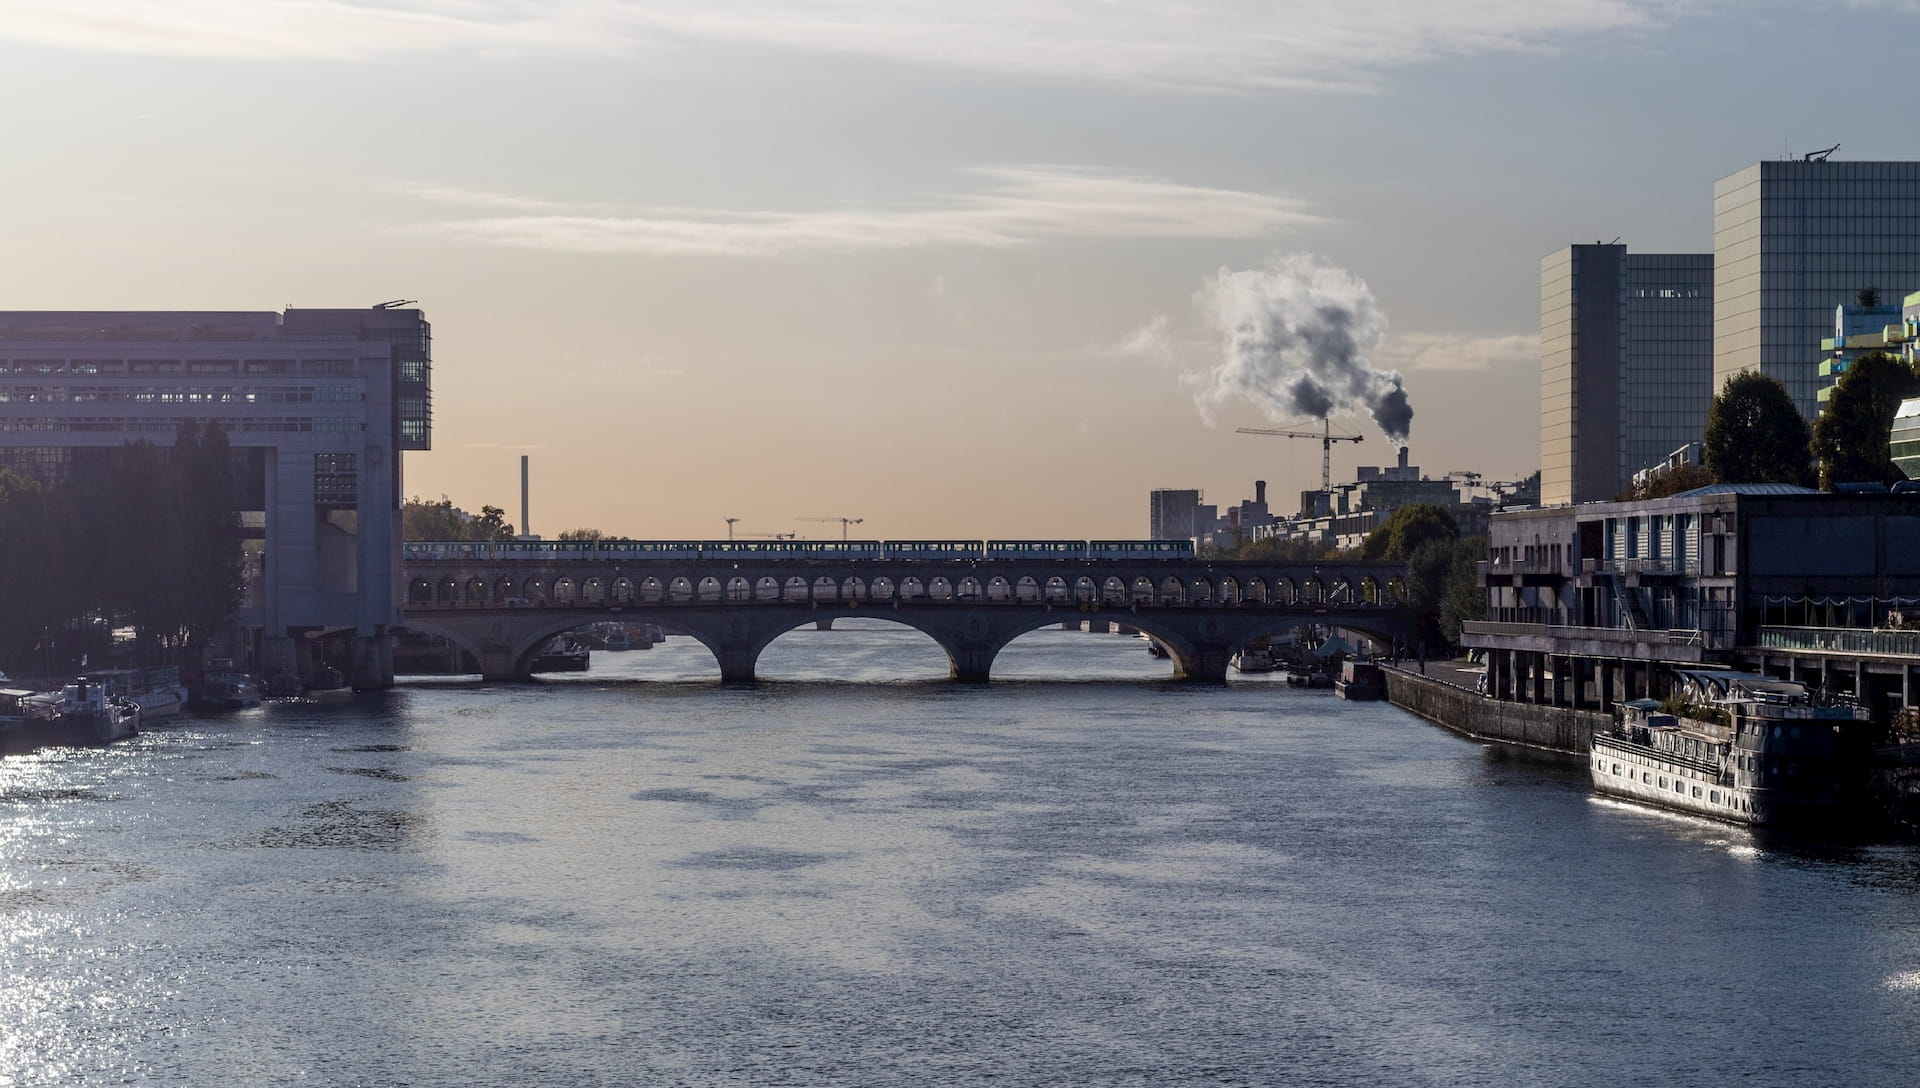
[2,1,1917,540]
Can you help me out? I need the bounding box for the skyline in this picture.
[4,2,1917,537]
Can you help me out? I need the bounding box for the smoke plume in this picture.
[1189,253,1412,444]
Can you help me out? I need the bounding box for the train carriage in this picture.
[882,540,986,561]
[1087,540,1195,560]
[598,540,702,561]
[985,540,1089,560]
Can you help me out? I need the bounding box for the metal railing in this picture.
[1756,625,1920,658]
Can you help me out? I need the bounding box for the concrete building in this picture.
[1462,486,1920,715]
[1541,244,1714,505]
[1149,488,1207,542]
[0,306,432,687]
[1714,160,1920,418]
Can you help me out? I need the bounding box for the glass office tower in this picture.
[1714,160,1920,418]
[1542,245,1713,505]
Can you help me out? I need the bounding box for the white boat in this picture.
[89,667,189,722]
[1232,644,1279,673]
[20,677,140,745]
[196,668,264,710]
[1590,671,1873,827]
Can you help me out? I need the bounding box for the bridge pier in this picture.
[1173,644,1232,683]
[350,633,394,690]
[716,644,759,684]
[949,644,996,683]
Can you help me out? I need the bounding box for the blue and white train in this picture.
[403,539,1197,562]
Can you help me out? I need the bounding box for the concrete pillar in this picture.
[350,634,392,690]
[814,618,834,631]
[1090,619,1112,633]
[1903,665,1914,712]
[1532,653,1547,705]
[1174,645,1232,683]
[262,636,299,684]
[716,644,758,684]
[949,644,995,683]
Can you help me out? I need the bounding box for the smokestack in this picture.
[1255,480,1267,505]
[520,455,530,538]
[1398,446,1409,472]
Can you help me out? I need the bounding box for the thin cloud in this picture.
[1373,332,1538,372]
[1113,314,1176,362]
[390,183,587,213]
[407,167,1320,257]
[0,2,1689,91]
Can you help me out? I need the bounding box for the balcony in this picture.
[1461,620,1719,661]
[1756,626,1920,660]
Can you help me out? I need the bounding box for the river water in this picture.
[4,620,1918,1086]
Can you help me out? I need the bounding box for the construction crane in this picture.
[735,531,798,540]
[1236,419,1363,492]
[798,516,864,541]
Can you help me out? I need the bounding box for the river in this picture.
[3,620,1917,1085]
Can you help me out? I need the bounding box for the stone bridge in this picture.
[399,557,1415,683]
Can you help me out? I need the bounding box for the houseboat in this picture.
[1591,671,1873,827]
[1335,660,1386,701]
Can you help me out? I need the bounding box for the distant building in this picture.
[1715,160,1920,418]
[1149,488,1205,541]
[0,306,432,686]
[1816,296,1905,409]
[1260,447,1517,550]
[1895,398,1920,480]
[1540,244,1713,505]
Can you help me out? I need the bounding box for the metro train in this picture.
[402,539,1197,562]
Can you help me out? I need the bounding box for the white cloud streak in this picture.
[388,183,588,213]
[1372,332,1538,372]
[0,1,1685,91]
[403,167,1320,256]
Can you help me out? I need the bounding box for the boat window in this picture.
[1659,777,1668,789]
[1612,764,1621,775]
[1790,726,1800,740]
[1711,791,1720,804]
[1692,786,1702,798]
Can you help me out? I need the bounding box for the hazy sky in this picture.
[2,1,1914,539]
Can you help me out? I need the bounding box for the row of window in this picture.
[0,417,363,434]
[0,359,359,375]
[1597,758,1755,814]
[0,386,361,404]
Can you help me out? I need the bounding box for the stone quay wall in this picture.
[1383,666,1608,755]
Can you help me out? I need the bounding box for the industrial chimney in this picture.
[1255,480,1267,505]
[1397,446,1409,472]
[520,455,530,539]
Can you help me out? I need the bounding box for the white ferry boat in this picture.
[1590,670,1872,827]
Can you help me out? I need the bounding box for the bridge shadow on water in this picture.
[399,617,1304,689]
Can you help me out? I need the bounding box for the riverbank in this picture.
[1382,663,1605,756]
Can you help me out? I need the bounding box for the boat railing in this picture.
[1592,731,1726,777]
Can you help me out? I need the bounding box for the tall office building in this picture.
[0,306,432,686]
[1149,488,1205,541]
[1714,160,1920,417]
[1541,245,1714,505]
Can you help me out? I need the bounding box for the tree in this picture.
[557,527,607,541]
[471,505,515,541]
[1703,372,1815,487]
[1623,461,1716,501]
[1811,351,1920,488]
[1363,503,1458,561]
[1439,537,1488,645]
[173,421,244,656]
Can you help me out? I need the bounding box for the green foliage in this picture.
[1811,351,1920,489]
[1211,536,1348,562]
[557,527,606,542]
[1621,461,1716,501]
[402,497,515,541]
[1703,372,1815,487]
[1363,503,1458,561]
[1439,537,1488,644]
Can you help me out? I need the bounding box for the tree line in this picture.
[0,421,243,675]
[1632,351,1920,499]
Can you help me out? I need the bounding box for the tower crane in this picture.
[1235,419,1363,492]
[798,516,864,541]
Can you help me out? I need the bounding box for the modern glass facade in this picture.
[1542,245,1712,505]
[1894,397,1920,481]
[1714,161,1920,418]
[1624,254,1714,485]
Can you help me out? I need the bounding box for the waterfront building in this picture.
[1462,487,1920,715]
[1541,244,1713,505]
[0,306,432,687]
[1816,295,1906,409]
[1714,160,1920,418]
